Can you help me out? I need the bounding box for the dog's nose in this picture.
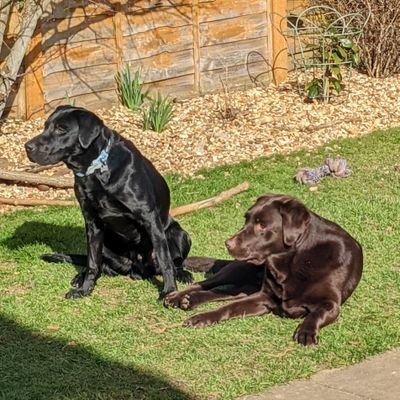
[25,141,36,153]
[225,238,234,251]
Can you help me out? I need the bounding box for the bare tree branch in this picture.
[0,0,52,118]
[0,0,12,52]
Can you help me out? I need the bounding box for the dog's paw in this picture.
[164,291,192,310]
[65,287,92,299]
[293,324,319,346]
[183,312,217,328]
[176,269,194,285]
[129,271,144,281]
[71,273,85,288]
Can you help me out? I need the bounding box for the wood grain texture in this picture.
[42,15,115,48]
[122,6,192,35]
[24,27,45,119]
[123,49,195,81]
[271,0,288,84]
[122,25,194,60]
[43,63,117,102]
[45,89,118,113]
[200,13,268,46]
[4,0,290,119]
[200,36,268,72]
[42,39,117,76]
[200,60,271,93]
[143,74,196,98]
[199,0,267,23]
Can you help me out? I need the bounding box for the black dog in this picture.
[166,194,363,345]
[43,215,192,283]
[25,105,192,299]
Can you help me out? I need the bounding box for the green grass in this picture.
[1,128,400,400]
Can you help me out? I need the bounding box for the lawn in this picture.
[0,128,399,400]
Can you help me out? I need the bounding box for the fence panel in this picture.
[3,0,289,119]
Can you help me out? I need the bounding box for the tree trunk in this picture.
[0,0,12,52]
[0,0,51,118]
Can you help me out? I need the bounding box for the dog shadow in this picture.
[0,314,194,399]
[2,221,165,293]
[2,221,85,254]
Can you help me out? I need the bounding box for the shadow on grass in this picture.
[1,221,168,295]
[2,221,85,254]
[0,315,195,400]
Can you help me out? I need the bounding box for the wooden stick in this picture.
[0,168,74,188]
[0,182,250,213]
[170,182,250,217]
[22,162,63,173]
[0,197,76,207]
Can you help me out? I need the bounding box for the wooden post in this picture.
[270,0,288,84]
[24,26,45,119]
[191,0,200,94]
[113,1,125,70]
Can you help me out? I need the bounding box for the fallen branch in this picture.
[0,182,250,214]
[304,116,362,133]
[22,162,64,173]
[0,197,76,207]
[0,168,74,188]
[170,182,250,217]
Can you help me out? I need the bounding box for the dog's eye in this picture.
[55,126,67,134]
[255,218,266,229]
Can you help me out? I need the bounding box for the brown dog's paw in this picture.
[183,313,216,328]
[293,325,319,346]
[164,291,192,310]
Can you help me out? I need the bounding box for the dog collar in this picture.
[75,139,112,178]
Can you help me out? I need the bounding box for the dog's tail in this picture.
[42,253,87,266]
[184,256,232,275]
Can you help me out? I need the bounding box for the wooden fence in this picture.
[4,0,291,120]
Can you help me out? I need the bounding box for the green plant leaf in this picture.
[115,65,150,112]
[306,79,322,99]
[142,93,174,133]
[337,46,348,59]
[340,38,353,48]
[331,52,343,64]
[330,77,344,93]
[352,52,361,66]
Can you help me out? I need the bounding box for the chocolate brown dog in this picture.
[165,194,363,345]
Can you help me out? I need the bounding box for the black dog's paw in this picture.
[159,288,175,302]
[65,287,93,299]
[293,324,319,346]
[164,291,192,310]
[71,272,85,288]
[176,269,193,285]
[129,271,144,281]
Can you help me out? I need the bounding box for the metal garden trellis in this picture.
[279,5,367,102]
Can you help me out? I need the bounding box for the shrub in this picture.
[304,34,360,101]
[310,0,400,77]
[115,65,150,112]
[142,93,174,133]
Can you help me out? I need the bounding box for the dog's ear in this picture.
[74,109,104,149]
[279,199,310,247]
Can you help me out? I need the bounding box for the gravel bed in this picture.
[0,71,400,208]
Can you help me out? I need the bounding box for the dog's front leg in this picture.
[183,291,274,328]
[293,300,340,346]
[66,219,104,299]
[142,213,177,298]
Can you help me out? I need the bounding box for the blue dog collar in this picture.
[75,139,112,178]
